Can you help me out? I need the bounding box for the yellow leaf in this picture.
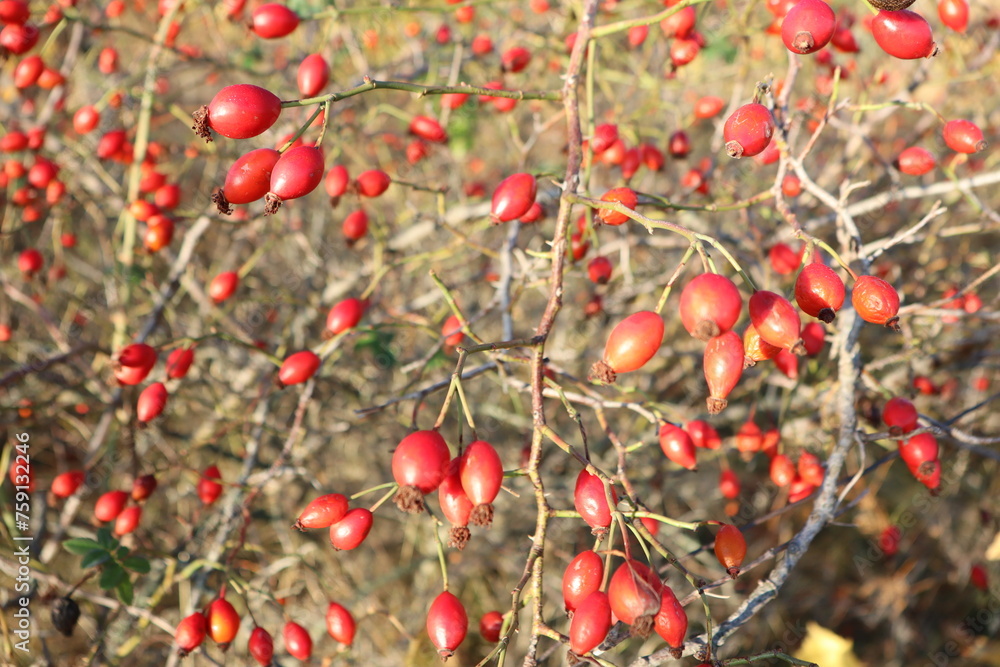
[793,622,864,667]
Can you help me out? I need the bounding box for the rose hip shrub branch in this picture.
[1,0,999,666]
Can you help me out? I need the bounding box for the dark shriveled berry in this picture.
[51,597,81,636]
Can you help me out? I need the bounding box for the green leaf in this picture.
[96,527,117,550]
[80,550,112,569]
[116,578,134,606]
[122,556,150,574]
[117,546,129,559]
[99,563,126,590]
[63,538,104,556]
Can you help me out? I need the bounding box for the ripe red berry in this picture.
[325,164,350,198]
[294,493,348,531]
[883,396,919,433]
[218,149,280,211]
[719,469,741,499]
[248,626,274,666]
[326,601,356,646]
[590,123,619,154]
[329,507,373,550]
[459,440,503,527]
[199,84,281,140]
[277,350,321,387]
[501,45,532,72]
[679,273,743,340]
[296,53,329,97]
[73,105,100,134]
[441,314,464,347]
[569,591,612,655]
[198,465,223,505]
[490,173,537,223]
[251,3,299,38]
[439,459,474,548]
[17,248,43,276]
[770,454,796,487]
[0,22,39,54]
[574,469,618,533]
[136,382,168,423]
[130,474,157,502]
[479,611,503,643]
[653,585,687,648]
[970,563,988,591]
[563,550,604,612]
[51,470,86,498]
[207,598,241,647]
[342,209,369,243]
[355,169,391,197]
[687,419,721,449]
[703,330,744,414]
[795,263,845,323]
[871,10,936,60]
[208,271,239,303]
[668,130,691,157]
[749,290,805,353]
[597,187,638,226]
[851,275,900,330]
[723,103,775,158]
[326,297,366,334]
[166,347,194,379]
[899,432,938,470]
[113,504,142,535]
[410,115,448,143]
[392,430,451,513]
[769,243,802,275]
[942,119,987,154]
[113,343,158,386]
[608,560,662,637]
[265,146,325,214]
[735,419,763,454]
[938,0,969,32]
[781,0,836,54]
[175,612,207,657]
[94,489,129,522]
[658,423,697,470]
[426,591,468,662]
[282,621,312,660]
[587,256,613,284]
[0,0,30,25]
[798,452,825,486]
[591,311,664,383]
[896,146,936,175]
[694,96,725,119]
[781,174,802,197]
[714,524,747,578]
[743,324,782,366]
[660,5,696,37]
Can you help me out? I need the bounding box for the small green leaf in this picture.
[117,546,129,559]
[122,556,150,574]
[99,564,126,590]
[116,578,134,606]
[63,538,104,556]
[81,550,112,569]
[96,527,118,549]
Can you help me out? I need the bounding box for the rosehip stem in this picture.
[807,236,859,281]
[279,79,561,110]
[630,511,700,532]
[655,243,696,315]
[589,0,714,38]
[278,105,323,153]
